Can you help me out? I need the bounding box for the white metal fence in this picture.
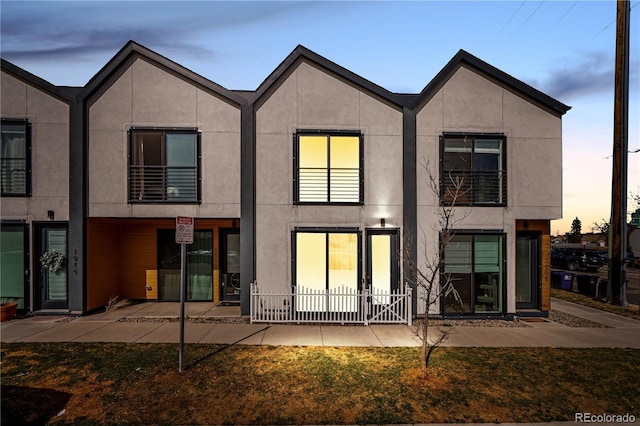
[250,282,412,325]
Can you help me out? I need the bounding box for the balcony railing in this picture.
[1,158,27,195]
[441,169,506,205]
[298,167,361,203]
[129,165,198,203]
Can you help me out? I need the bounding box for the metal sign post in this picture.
[175,216,194,373]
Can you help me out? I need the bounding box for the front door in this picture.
[516,233,540,310]
[220,229,240,301]
[36,224,68,310]
[366,229,399,303]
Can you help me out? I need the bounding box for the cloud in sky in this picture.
[540,50,639,101]
[0,1,316,63]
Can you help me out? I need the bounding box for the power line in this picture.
[595,1,639,38]
[496,0,527,36]
[504,0,546,47]
[557,0,579,23]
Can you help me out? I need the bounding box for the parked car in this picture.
[550,248,606,272]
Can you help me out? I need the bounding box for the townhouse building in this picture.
[1,41,570,320]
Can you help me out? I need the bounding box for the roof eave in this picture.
[249,45,409,109]
[412,49,571,116]
[1,58,78,104]
[78,40,245,107]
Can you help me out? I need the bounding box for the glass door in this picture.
[516,234,540,310]
[36,224,68,310]
[157,229,213,301]
[366,229,399,304]
[220,229,240,301]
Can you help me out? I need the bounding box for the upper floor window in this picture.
[294,131,363,205]
[440,133,506,206]
[128,128,200,203]
[1,119,31,197]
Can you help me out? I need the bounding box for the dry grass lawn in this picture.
[2,343,638,425]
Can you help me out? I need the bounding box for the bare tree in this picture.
[591,218,610,234]
[405,160,469,373]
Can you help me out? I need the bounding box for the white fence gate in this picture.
[250,283,412,325]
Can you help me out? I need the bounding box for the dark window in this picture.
[294,131,363,204]
[443,233,504,314]
[441,134,506,205]
[128,128,200,203]
[1,119,31,197]
[157,229,213,301]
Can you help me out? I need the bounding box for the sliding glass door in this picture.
[0,223,28,309]
[157,229,213,301]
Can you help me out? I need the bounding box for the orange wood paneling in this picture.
[87,218,238,305]
[86,219,122,311]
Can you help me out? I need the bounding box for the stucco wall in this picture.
[254,61,404,291]
[87,57,241,218]
[1,71,70,221]
[415,65,563,314]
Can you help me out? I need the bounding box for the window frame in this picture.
[439,132,506,206]
[293,130,364,205]
[128,127,201,204]
[291,227,363,291]
[1,118,32,197]
[441,231,506,316]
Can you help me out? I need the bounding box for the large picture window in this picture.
[292,229,361,312]
[294,131,363,204]
[441,133,505,205]
[443,233,504,314]
[1,119,31,197]
[129,128,200,203]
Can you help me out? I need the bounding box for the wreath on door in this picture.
[40,250,64,272]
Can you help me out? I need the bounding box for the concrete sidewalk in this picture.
[1,298,639,348]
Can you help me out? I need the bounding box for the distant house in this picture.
[1,41,570,320]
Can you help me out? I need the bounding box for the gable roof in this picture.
[249,45,409,109]
[1,58,78,104]
[77,40,245,107]
[412,49,571,117]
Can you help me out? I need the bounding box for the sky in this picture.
[1,0,638,235]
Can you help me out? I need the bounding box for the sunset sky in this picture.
[1,0,638,234]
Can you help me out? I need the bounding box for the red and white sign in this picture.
[175,216,194,244]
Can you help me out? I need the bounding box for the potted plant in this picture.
[0,302,18,322]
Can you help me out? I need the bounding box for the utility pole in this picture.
[608,0,630,305]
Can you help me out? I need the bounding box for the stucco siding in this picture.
[255,133,292,205]
[254,60,404,291]
[255,204,296,293]
[442,66,503,131]
[87,57,241,218]
[1,71,70,221]
[416,64,562,217]
[1,72,27,116]
[131,59,197,125]
[415,64,563,315]
[297,62,360,128]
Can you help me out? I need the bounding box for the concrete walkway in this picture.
[1,298,639,348]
